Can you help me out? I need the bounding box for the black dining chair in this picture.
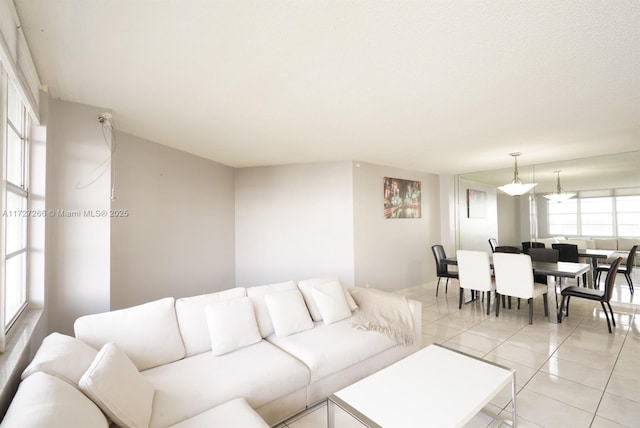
[494,246,521,254]
[431,245,458,297]
[560,257,623,333]
[595,245,637,294]
[528,248,559,285]
[552,243,587,287]
[522,241,545,255]
[488,238,498,253]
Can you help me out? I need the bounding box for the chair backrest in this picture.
[494,246,522,254]
[604,257,624,302]
[456,250,493,292]
[431,245,447,275]
[522,241,545,254]
[528,248,559,263]
[493,253,535,299]
[626,245,637,274]
[488,238,498,253]
[551,243,579,262]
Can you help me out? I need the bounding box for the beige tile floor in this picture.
[279,270,640,428]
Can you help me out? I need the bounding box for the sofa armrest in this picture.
[407,299,422,349]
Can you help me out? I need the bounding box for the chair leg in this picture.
[600,302,612,333]
[486,291,491,315]
[607,302,617,327]
[624,272,634,294]
[543,293,549,317]
[459,288,464,309]
[496,293,500,318]
[445,278,449,294]
[528,298,534,324]
[436,277,441,296]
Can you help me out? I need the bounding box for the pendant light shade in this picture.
[497,153,538,196]
[543,171,575,202]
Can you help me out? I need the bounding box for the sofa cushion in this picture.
[618,238,640,252]
[594,238,618,250]
[74,297,185,371]
[267,317,395,383]
[169,398,269,428]
[265,289,314,337]
[205,297,262,355]
[246,280,298,337]
[21,332,97,386]
[142,341,310,428]
[176,288,247,357]
[297,277,358,321]
[1,372,108,428]
[311,281,352,324]
[79,342,155,428]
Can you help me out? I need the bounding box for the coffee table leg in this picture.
[327,399,336,428]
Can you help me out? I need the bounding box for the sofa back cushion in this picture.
[1,372,109,428]
[205,296,262,355]
[246,280,298,337]
[595,238,618,250]
[74,297,185,371]
[175,288,247,357]
[21,332,98,386]
[618,238,640,252]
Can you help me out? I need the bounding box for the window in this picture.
[548,199,577,236]
[3,80,30,330]
[547,194,640,238]
[580,197,613,236]
[617,195,640,237]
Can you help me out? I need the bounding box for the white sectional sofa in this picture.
[1,278,421,428]
[537,237,639,265]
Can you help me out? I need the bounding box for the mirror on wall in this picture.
[456,151,640,250]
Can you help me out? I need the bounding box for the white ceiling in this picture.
[13,0,640,175]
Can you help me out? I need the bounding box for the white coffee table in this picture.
[328,344,516,427]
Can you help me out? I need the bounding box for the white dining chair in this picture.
[456,250,496,315]
[493,253,549,324]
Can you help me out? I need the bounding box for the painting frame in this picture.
[383,177,422,219]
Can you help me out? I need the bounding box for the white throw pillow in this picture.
[311,281,353,324]
[246,280,298,337]
[79,342,155,428]
[21,332,98,386]
[175,287,248,357]
[265,289,314,337]
[298,277,358,321]
[205,297,262,356]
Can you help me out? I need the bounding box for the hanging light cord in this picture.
[75,113,117,200]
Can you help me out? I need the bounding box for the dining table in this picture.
[577,249,616,287]
[443,256,590,324]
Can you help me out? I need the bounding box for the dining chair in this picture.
[594,245,637,294]
[488,238,498,253]
[560,257,623,333]
[551,243,587,286]
[522,241,545,254]
[431,245,458,297]
[494,246,521,254]
[493,253,549,324]
[528,248,559,285]
[456,250,496,315]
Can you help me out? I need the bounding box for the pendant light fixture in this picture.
[543,170,575,202]
[497,152,538,196]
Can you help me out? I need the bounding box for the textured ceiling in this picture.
[13,0,640,175]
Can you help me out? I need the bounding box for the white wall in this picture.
[457,178,499,252]
[235,162,355,287]
[353,162,440,291]
[46,100,111,334]
[110,132,235,309]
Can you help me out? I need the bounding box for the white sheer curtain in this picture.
[0,64,8,352]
